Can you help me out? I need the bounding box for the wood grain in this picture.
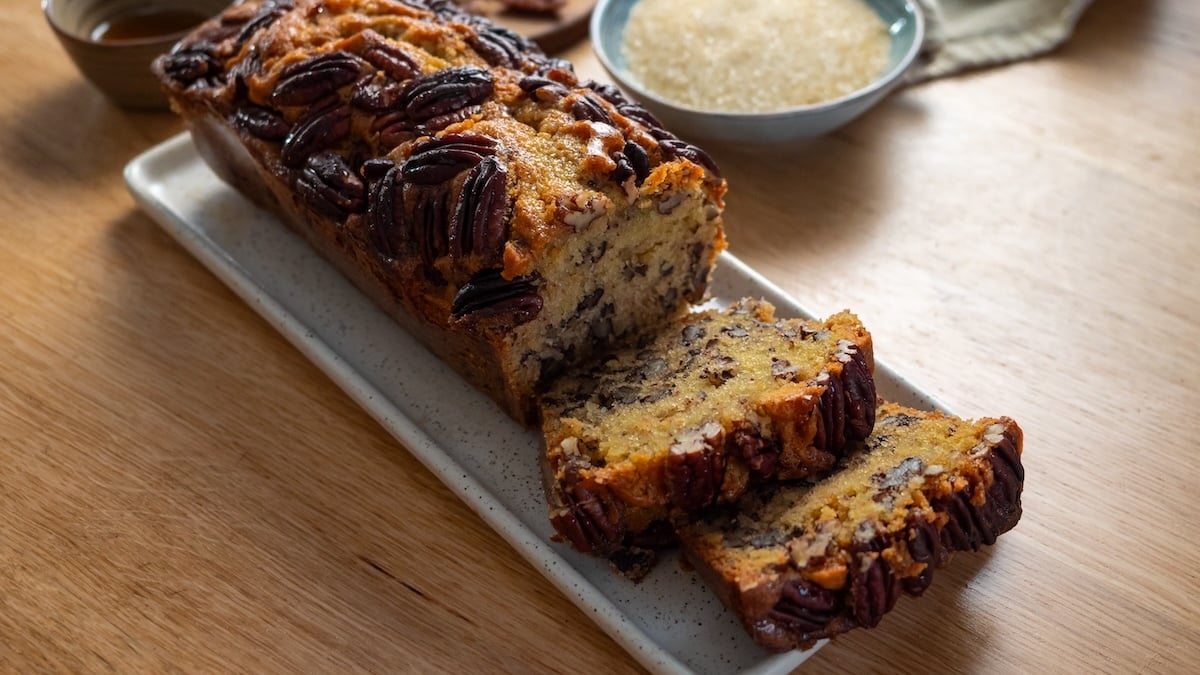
[1,0,1198,672]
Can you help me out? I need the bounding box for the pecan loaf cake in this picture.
[153,0,727,423]
[540,299,877,555]
[676,402,1024,652]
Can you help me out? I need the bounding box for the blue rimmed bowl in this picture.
[590,0,926,143]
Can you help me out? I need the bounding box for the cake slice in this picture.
[676,402,1024,652]
[540,299,877,554]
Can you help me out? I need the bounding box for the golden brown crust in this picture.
[153,0,727,423]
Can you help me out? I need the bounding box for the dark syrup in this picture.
[90,8,207,42]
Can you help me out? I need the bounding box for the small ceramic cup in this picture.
[43,0,230,109]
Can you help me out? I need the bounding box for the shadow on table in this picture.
[84,208,554,663]
[0,79,181,186]
[1066,0,1160,64]
[693,94,929,257]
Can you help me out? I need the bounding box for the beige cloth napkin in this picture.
[911,0,1095,81]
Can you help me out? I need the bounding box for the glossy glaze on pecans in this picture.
[408,184,449,265]
[900,515,943,596]
[767,577,838,633]
[852,554,899,628]
[615,102,666,136]
[399,66,493,124]
[766,543,899,641]
[468,26,534,69]
[164,0,724,186]
[942,428,1024,551]
[518,75,570,103]
[549,482,623,555]
[232,0,293,51]
[811,346,877,457]
[570,94,616,126]
[364,160,406,260]
[660,138,722,177]
[622,141,652,184]
[159,44,223,89]
[450,268,542,321]
[730,425,779,480]
[415,105,483,135]
[449,156,508,262]
[548,452,624,555]
[351,77,405,114]
[401,134,498,185]
[584,81,630,107]
[295,152,365,219]
[609,140,652,190]
[270,51,364,107]
[666,422,726,511]
[399,134,511,266]
[371,111,418,148]
[359,29,421,81]
[987,428,1025,510]
[234,106,291,141]
[939,435,1024,552]
[280,103,351,167]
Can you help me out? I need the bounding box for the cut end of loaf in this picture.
[539,300,878,554]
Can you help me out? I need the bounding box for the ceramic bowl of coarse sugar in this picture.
[591,0,926,143]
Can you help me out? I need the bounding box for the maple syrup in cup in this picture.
[43,0,228,108]
[89,7,208,42]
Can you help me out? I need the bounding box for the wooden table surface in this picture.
[3,1,1198,672]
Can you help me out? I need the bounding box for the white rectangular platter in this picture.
[125,133,944,675]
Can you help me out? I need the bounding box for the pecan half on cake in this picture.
[153,0,727,424]
[539,299,877,555]
[676,402,1024,652]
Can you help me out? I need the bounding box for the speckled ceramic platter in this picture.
[125,133,944,675]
